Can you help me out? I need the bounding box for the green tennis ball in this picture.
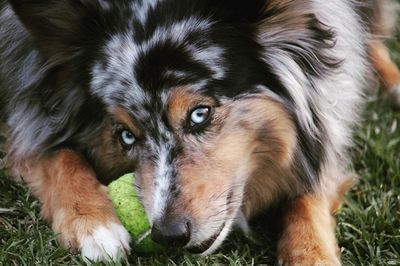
[108,173,161,253]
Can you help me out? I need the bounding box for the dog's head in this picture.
[9,0,335,253]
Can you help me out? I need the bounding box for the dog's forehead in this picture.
[90,12,225,110]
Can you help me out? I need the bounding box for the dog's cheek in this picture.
[238,98,300,218]
[179,96,299,221]
[178,162,230,222]
[175,122,258,231]
[177,162,232,243]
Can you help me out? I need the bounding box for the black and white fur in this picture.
[0,0,396,262]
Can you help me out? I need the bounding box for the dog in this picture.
[1,0,399,264]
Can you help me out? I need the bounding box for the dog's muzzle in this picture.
[150,215,226,254]
[151,217,191,248]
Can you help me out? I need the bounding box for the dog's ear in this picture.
[8,0,103,63]
[257,0,339,77]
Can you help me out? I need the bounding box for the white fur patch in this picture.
[149,125,177,222]
[200,219,234,256]
[187,44,225,80]
[79,223,131,263]
[233,210,250,236]
[152,143,171,221]
[132,0,160,26]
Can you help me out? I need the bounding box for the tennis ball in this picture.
[108,173,161,253]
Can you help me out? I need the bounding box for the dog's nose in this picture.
[151,218,190,247]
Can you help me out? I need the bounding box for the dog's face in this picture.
[108,89,296,253]
[89,15,297,252]
[82,2,301,252]
[8,0,332,254]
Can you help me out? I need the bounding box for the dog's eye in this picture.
[119,129,135,149]
[190,106,211,125]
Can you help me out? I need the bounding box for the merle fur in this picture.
[0,0,361,188]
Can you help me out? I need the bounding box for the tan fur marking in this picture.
[327,174,358,214]
[167,87,216,129]
[241,98,300,218]
[277,194,341,266]
[370,40,400,92]
[24,150,119,249]
[111,107,142,136]
[136,160,157,213]
[168,87,195,128]
[179,162,230,221]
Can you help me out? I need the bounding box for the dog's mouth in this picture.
[186,222,226,254]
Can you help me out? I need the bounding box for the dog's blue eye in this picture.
[190,107,211,125]
[120,129,135,148]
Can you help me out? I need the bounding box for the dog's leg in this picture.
[277,193,341,266]
[370,40,400,107]
[23,149,130,262]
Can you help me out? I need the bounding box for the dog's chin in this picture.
[186,222,226,254]
[186,216,237,255]
[185,201,246,255]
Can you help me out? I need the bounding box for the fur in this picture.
[1,0,399,263]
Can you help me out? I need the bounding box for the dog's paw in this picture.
[79,222,131,263]
[278,249,341,266]
[53,211,131,263]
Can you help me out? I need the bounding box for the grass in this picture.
[1,20,400,266]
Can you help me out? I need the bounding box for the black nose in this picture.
[151,218,190,247]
